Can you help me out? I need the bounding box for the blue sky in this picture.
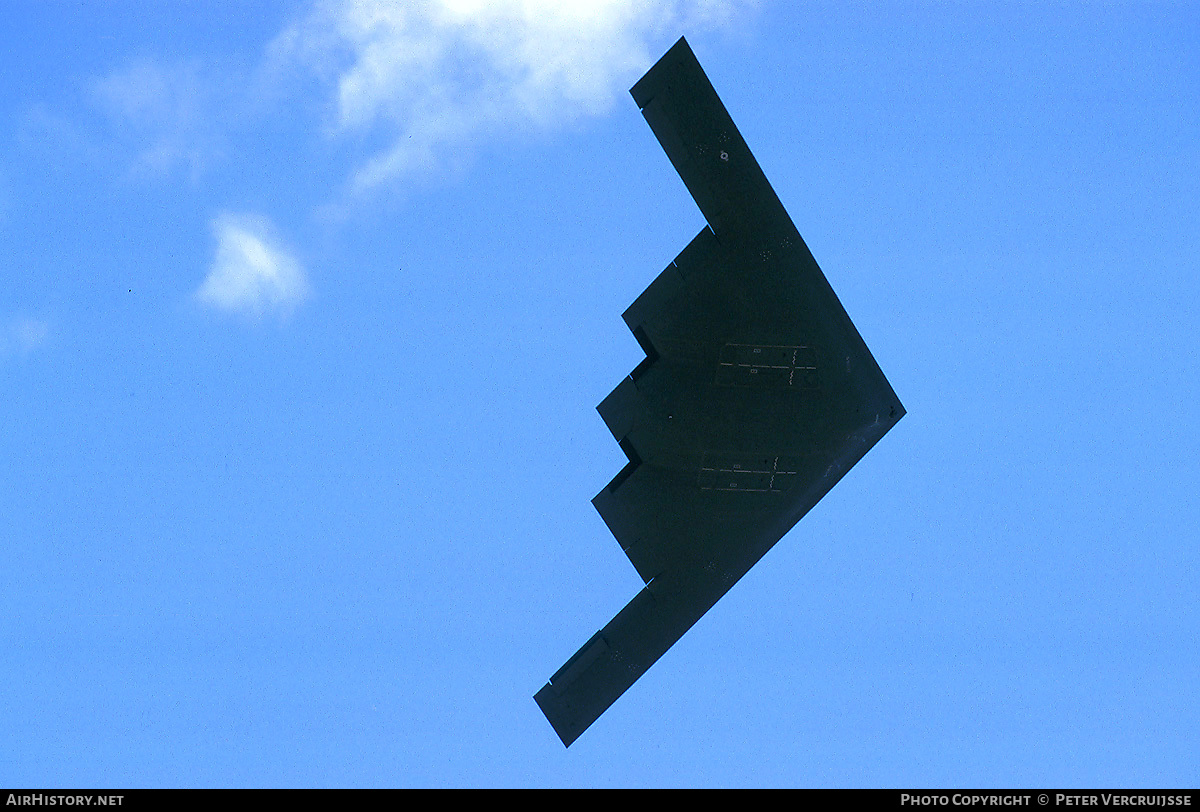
[2,0,1197,788]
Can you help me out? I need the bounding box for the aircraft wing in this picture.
[534,37,905,747]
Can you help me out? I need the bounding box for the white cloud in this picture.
[12,317,49,352]
[1,316,50,359]
[195,213,310,318]
[89,59,225,179]
[271,0,754,191]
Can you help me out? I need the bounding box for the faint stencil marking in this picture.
[698,453,798,492]
[716,343,817,388]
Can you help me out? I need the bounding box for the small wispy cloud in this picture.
[271,0,754,192]
[12,317,49,351]
[89,58,227,179]
[2,316,50,359]
[195,213,310,319]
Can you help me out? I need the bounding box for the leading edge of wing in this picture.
[630,36,790,240]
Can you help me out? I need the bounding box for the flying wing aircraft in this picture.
[534,36,905,747]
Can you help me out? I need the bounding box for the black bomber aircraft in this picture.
[534,37,905,747]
